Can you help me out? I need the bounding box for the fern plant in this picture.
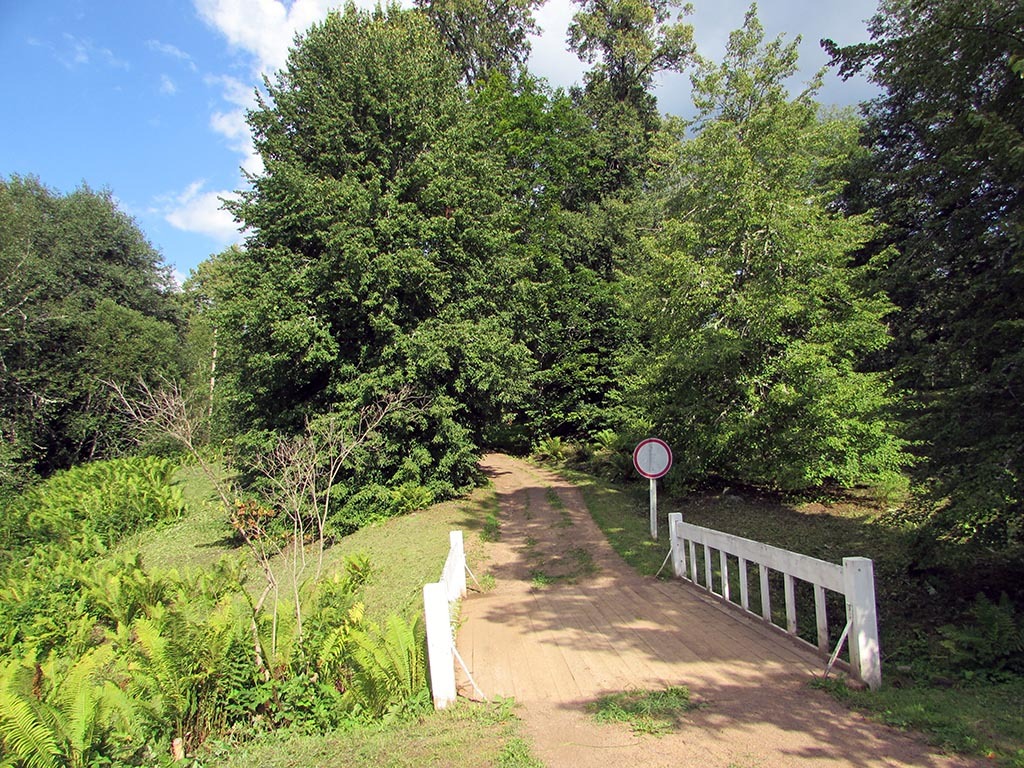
[0,659,60,768]
[16,456,184,549]
[0,647,138,768]
[532,436,567,463]
[939,592,1024,676]
[344,614,427,718]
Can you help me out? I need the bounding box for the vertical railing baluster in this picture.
[784,573,797,635]
[759,564,771,622]
[739,557,749,612]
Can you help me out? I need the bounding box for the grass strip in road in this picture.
[589,686,698,736]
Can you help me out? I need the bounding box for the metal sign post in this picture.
[633,438,673,540]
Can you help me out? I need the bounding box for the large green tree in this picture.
[826,0,1024,545]
[0,176,182,486]
[636,10,907,490]
[218,7,531,521]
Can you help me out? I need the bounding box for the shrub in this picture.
[939,593,1024,678]
[15,456,184,548]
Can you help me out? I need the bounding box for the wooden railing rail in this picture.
[667,512,881,689]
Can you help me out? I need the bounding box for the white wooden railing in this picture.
[423,531,466,709]
[667,512,881,689]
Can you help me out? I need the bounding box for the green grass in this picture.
[481,512,501,542]
[529,569,555,588]
[813,677,1024,767]
[203,698,543,768]
[123,464,240,574]
[130,464,500,623]
[589,686,697,736]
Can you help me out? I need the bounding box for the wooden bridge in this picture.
[452,454,979,768]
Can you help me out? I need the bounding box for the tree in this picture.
[826,0,1024,545]
[568,0,695,192]
[0,176,182,485]
[635,8,907,490]
[414,0,542,84]
[219,7,531,517]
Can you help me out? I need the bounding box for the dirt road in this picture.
[456,454,979,768]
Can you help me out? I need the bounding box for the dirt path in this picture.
[456,454,980,768]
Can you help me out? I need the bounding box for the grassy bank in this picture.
[204,698,542,768]
[117,466,536,767]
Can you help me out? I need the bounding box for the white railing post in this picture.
[668,513,686,578]
[843,557,881,690]
[450,530,467,598]
[423,581,456,708]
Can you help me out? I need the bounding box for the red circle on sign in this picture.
[633,438,672,479]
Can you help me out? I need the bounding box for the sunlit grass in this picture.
[204,698,543,768]
[589,686,697,736]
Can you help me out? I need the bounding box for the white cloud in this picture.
[163,180,242,241]
[528,1,584,90]
[146,39,198,71]
[203,74,263,176]
[205,73,253,107]
[47,33,129,70]
[194,0,346,74]
[160,74,177,95]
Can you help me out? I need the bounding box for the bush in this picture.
[14,456,184,548]
[939,593,1024,678]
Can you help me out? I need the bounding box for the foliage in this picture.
[415,0,542,84]
[343,614,428,719]
[0,536,432,763]
[939,593,1024,677]
[826,0,1024,547]
[0,176,182,486]
[215,7,536,522]
[4,456,184,551]
[635,9,908,490]
[0,647,138,768]
[531,436,568,463]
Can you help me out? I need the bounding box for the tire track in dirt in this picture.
[456,454,981,768]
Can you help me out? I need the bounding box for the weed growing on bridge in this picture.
[589,686,698,736]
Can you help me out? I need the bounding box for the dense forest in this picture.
[1,0,1021,764]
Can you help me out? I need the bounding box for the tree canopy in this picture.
[827,0,1024,546]
[0,176,182,486]
[634,10,907,490]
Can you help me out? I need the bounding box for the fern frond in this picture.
[0,662,60,768]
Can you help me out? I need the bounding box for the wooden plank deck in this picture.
[455,454,981,768]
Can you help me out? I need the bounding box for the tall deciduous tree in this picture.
[568,0,695,194]
[826,0,1024,545]
[0,176,181,486]
[636,9,907,490]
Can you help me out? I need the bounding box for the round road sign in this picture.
[633,438,672,479]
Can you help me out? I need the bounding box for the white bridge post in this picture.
[668,512,686,578]
[843,557,881,690]
[423,581,456,708]
[449,530,467,598]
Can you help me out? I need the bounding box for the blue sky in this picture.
[0,0,880,281]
